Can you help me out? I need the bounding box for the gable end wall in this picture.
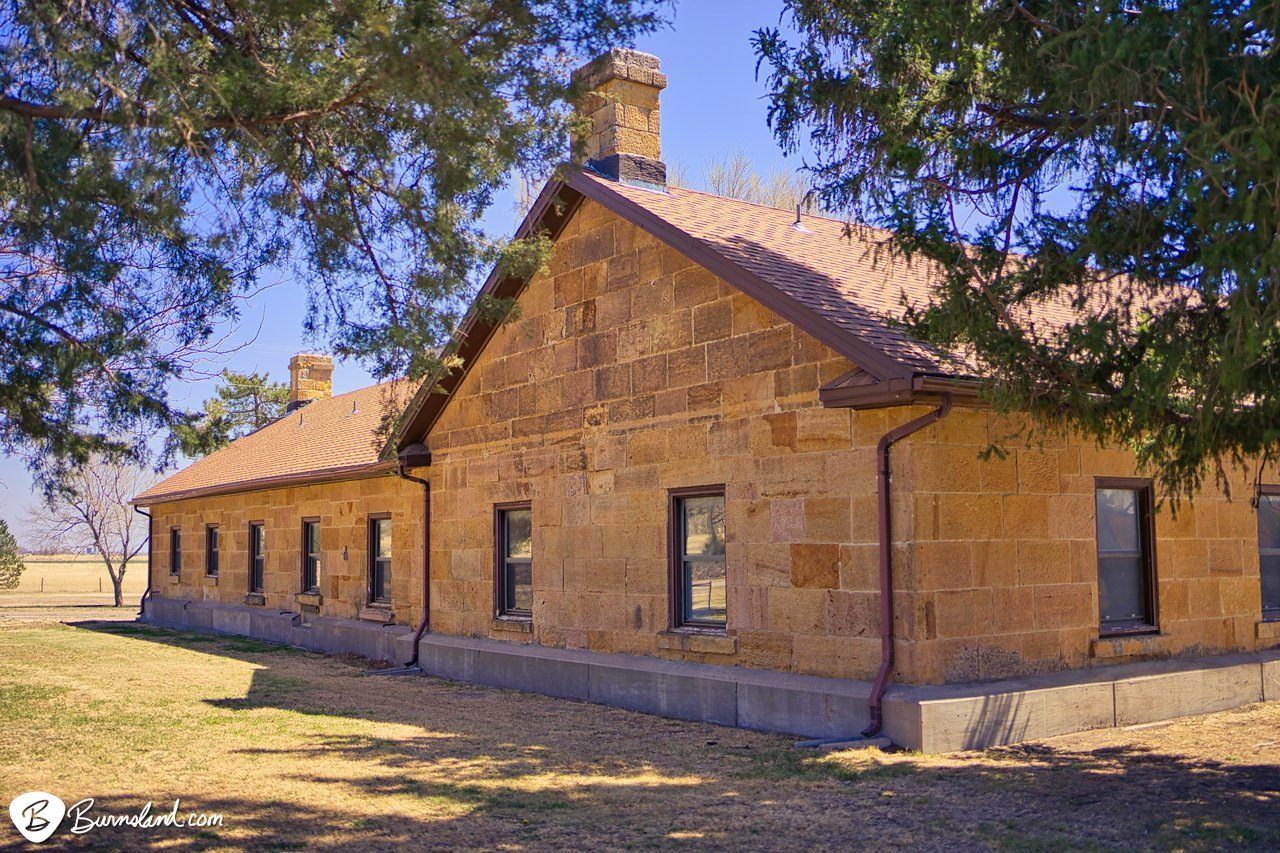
[426,198,910,679]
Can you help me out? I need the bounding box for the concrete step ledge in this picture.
[414,632,872,739]
[883,649,1280,752]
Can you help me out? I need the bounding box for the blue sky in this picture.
[0,1,801,545]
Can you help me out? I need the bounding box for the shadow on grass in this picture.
[55,619,1280,851]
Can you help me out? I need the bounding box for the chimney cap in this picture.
[571,48,667,90]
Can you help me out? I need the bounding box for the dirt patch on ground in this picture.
[1,608,1277,850]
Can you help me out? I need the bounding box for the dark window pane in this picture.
[303,522,320,591]
[249,524,265,591]
[1262,554,1280,613]
[1259,497,1280,550]
[1099,555,1146,623]
[208,528,219,576]
[369,518,391,602]
[1096,489,1139,553]
[505,510,532,559]
[506,561,532,612]
[373,558,391,601]
[683,496,726,557]
[171,530,181,574]
[684,558,726,624]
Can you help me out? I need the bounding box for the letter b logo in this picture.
[9,792,66,844]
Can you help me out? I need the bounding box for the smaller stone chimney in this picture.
[287,353,334,412]
[571,48,667,188]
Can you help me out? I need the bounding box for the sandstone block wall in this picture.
[426,198,905,679]
[899,409,1280,683]
[146,473,426,627]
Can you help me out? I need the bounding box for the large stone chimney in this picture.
[287,353,333,412]
[571,48,667,188]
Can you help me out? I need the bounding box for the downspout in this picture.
[862,393,953,737]
[395,463,430,667]
[134,506,152,617]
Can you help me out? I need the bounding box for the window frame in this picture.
[247,521,265,594]
[494,502,533,620]
[367,514,392,605]
[1094,477,1158,636]
[1255,485,1280,621]
[301,517,321,594]
[169,527,182,577]
[668,485,728,631]
[205,524,220,578]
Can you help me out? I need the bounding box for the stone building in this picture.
[134,50,1280,751]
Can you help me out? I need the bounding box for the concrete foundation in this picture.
[885,650,1280,752]
[145,595,414,664]
[142,595,1280,751]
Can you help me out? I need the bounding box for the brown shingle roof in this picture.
[394,169,986,449]
[592,175,966,375]
[134,383,407,504]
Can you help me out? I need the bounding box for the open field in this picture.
[1,608,1278,851]
[3,555,147,594]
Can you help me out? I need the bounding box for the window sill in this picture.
[358,606,395,624]
[658,629,737,656]
[492,617,533,634]
[1091,631,1164,659]
[244,593,265,607]
[202,575,218,585]
[167,573,180,584]
[1099,624,1159,639]
[295,592,323,608]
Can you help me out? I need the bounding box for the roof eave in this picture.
[819,374,983,409]
[130,460,399,507]
[391,175,586,453]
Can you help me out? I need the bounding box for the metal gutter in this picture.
[819,374,981,409]
[395,445,432,667]
[134,505,152,616]
[863,393,953,737]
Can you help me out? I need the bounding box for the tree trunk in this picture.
[112,573,123,607]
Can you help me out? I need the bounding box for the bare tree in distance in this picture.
[674,150,819,213]
[26,459,155,606]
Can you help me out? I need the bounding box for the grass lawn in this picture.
[1,609,1278,851]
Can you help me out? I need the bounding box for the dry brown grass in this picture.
[0,608,1278,851]
[5,554,148,596]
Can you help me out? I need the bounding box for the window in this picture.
[1256,491,1280,619]
[169,528,182,576]
[670,488,727,629]
[495,504,532,618]
[368,515,391,604]
[1095,481,1157,633]
[248,522,265,593]
[205,525,220,577]
[302,519,320,593]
